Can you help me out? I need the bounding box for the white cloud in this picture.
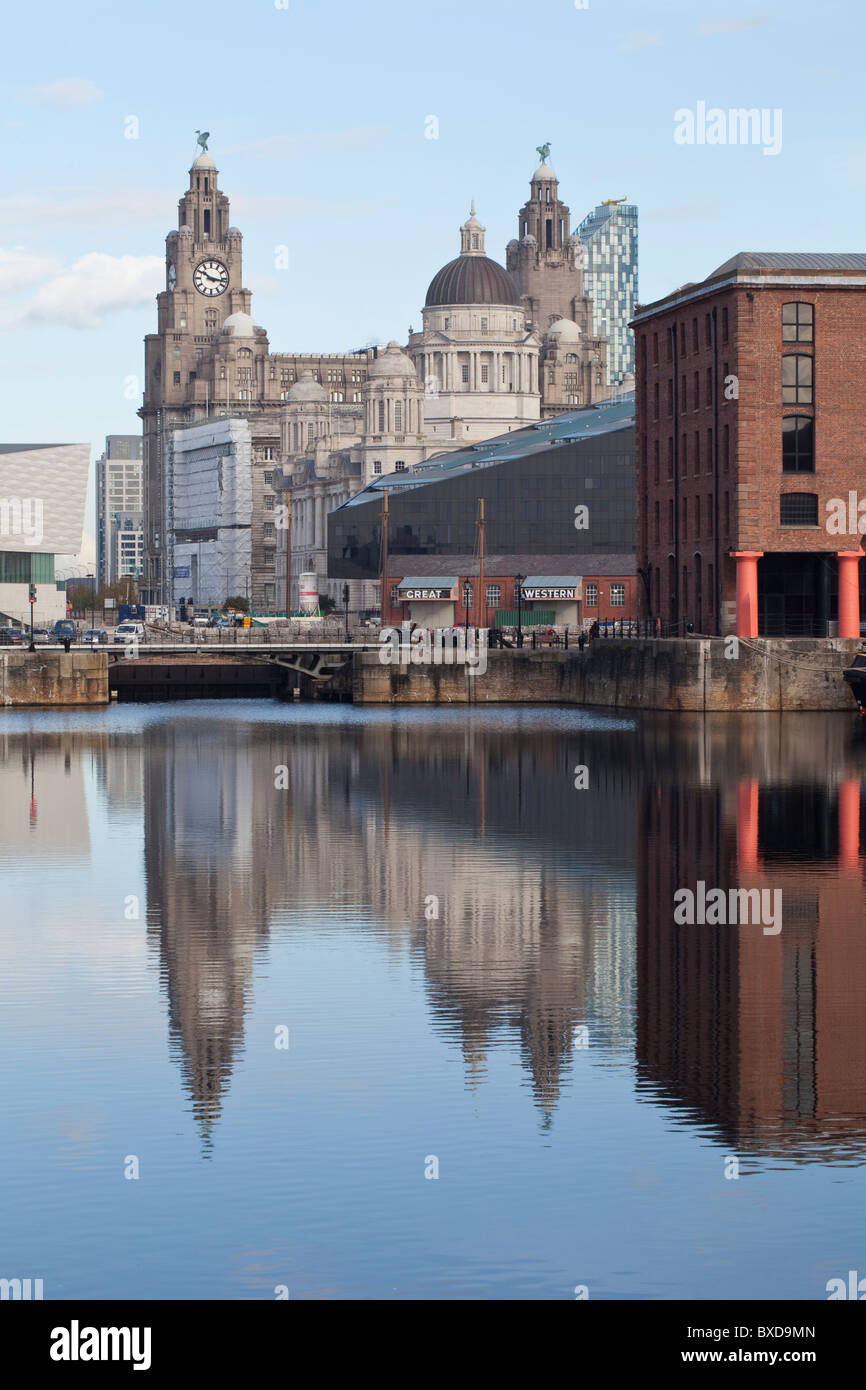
[0,246,63,292]
[23,252,163,328]
[696,17,771,34]
[0,188,177,230]
[26,78,103,109]
[619,32,663,52]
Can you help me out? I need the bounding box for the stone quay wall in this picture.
[354,638,863,712]
[0,651,109,707]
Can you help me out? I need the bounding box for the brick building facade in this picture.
[631,253,866,637]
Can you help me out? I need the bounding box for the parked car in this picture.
[30,628,51,645]
[82,628,108,646]
[113,621,146,645]
[53,619,77,642]
[191,616,210,629]
[0,625,24,645]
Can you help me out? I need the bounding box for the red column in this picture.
[733,552,763,639]
[838,779,861,871]
[737,779,759,872]
[836,552,861,640]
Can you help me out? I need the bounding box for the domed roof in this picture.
[368,341,419,380]
[521,233,536,246]
[532,162,556,181]
[192,151,216,170]
[178,225,193,237]
[425,255,518,308]
[227,226,242,237]
[546,317,582,343]
[220,311,259,338]
[286,369,327,403]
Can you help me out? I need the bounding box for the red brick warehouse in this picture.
[631,254,866,637]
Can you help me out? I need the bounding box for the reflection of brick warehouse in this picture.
[632,254,866,637]
[637,775,866,1157]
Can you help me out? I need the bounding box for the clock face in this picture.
[167,263,176,291]
[193,259,229,296]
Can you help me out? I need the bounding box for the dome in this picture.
[227,226,242,237]
[286,369,327,403]
[521,233,536,246]
[192,151,216,170]
[532,162,556,181]
[367,341,418,380]
[546,317,582,344]
[506,238,519,251]
[219,312,259,338]
[425,255,518,308]
[178,225,193,237]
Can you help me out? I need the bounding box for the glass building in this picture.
[576,202,638,386]
[328,398,635,582]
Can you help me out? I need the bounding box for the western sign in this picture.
[522,587,578,600]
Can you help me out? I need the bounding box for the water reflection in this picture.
[2,709,864,1171]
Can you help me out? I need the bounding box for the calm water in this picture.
[1,702,865,1300]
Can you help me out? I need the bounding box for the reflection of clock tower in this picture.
[140,146,251,602]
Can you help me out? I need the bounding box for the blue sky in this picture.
[0,0,862,478]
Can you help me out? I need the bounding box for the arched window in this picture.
[782,354,813,404]
[780,492,818,526]
[782,416,814,472]
[782,302,814,343]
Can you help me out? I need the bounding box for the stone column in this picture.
[836,551,861,639]
[733,551,763,638]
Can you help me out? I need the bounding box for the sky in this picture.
[1,0,863,561]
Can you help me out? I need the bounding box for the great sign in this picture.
[401,588,452,600]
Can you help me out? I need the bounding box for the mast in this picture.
[476,496,485,631]
[381,488,389,624]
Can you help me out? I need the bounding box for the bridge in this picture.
[103,640,384,700]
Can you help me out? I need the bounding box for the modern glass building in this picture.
[576,202,638,386]
[328,398,636,623]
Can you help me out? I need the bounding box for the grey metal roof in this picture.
[522,575,582,587]
[708,251,866,278]
[397,576,458,588]
[425,255,518,308]
[384,554,636,577]
[338,396,635,510]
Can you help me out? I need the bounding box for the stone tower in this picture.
[140,146,253,602]
[506,155,593,338]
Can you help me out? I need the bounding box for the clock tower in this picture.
[140,146,253,602]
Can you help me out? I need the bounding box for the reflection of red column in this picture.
[836,552,861,640]
[838,779,861,871]
[737,779,759,871]
[733,552,763,638]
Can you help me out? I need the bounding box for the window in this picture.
[378,400,385,431]
[463,582,473,608]
[264,495,275,510]
[173,371,180,385]
[780,492,818,526]
[695,496,701,537]
[481,364,489,383]
[782,302,813,343]
[263,548,276,567]
[262,446,275,461]
[667,437,674,479]
[480,317,488,332]
[373,461,382,474]
[653,383,659,420]
[263,523,276,538]
[694,431,700,476]
[681,374,687,410]
[585,582,598,607]
[390,586,400,605]
[652,332,659,364]
[394,401,403,432]
[693,371,700,410]
[395,461,406,472]
[654,501,660,545]
[486,583,501,606]
[461,364,469,383]
[263,471,274,485]
[654,440,660,484]
[782,416,815,472]
[610,583,625,607]
[722,307,729,341]
[692,318,698,351]
[782,354,813,404]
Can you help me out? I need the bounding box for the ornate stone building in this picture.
[408,206,541,444]
[506,156,609,416]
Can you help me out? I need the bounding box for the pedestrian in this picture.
[578,630,586,652]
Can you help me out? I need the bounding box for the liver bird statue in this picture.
[536,142,551,164]
[195,130,210,152]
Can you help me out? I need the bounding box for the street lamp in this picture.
[343,582,350,640]
[515,573,524,648]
